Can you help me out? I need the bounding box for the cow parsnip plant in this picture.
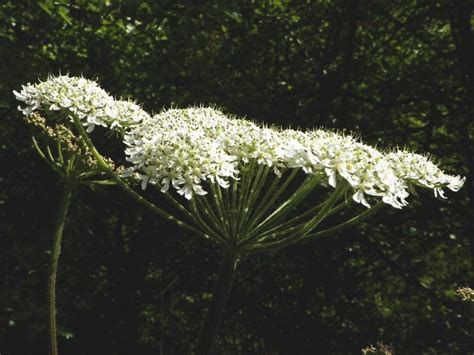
[15,75,465,354]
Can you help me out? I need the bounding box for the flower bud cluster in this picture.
[124,106,464,206]
[24,112,105,170]
[24,112,82,155]
[14,75,149,132]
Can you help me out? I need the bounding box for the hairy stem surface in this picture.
[49,183,73,355]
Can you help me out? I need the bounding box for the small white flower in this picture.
[353,190,370,208]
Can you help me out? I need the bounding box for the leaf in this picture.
[38,1,53,16]
[57,6,73,25]
[224,11,242,24]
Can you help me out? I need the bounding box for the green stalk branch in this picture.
[244,182,347,252]
[158,187,199,224]
[234,162,256,237]
[226,182,237,240]
[247,199,351,244]
[238,165,270,236]
[240,168,298,235]
[32,137,66,179]
[210,183,232,238]
[247,167,284,215]
[246,199,383,253]
[241,173,321,244]
[297,182,348,236]
[189,199,230,245]
[196,195,228,235]
[302,201,384,242]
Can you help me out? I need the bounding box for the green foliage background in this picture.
[0,0,473,353]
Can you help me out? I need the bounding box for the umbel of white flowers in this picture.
[14,75,150,132]
[15,75,465,209]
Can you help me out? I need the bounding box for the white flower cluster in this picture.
[14,75,149,132]
[124,106,465,206]
[124,107,244,199]
[386,151,465,199]
[15,76,465,207]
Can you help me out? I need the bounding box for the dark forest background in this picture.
[0,0,473,354]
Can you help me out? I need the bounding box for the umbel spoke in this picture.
[252,198,351,244]
[245,202,385,253]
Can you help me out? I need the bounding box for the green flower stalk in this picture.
[48,183,72,355]
[15,75,466,354]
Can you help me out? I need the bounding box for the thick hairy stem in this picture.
[196,249,240,355]
[49,183,73,355]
